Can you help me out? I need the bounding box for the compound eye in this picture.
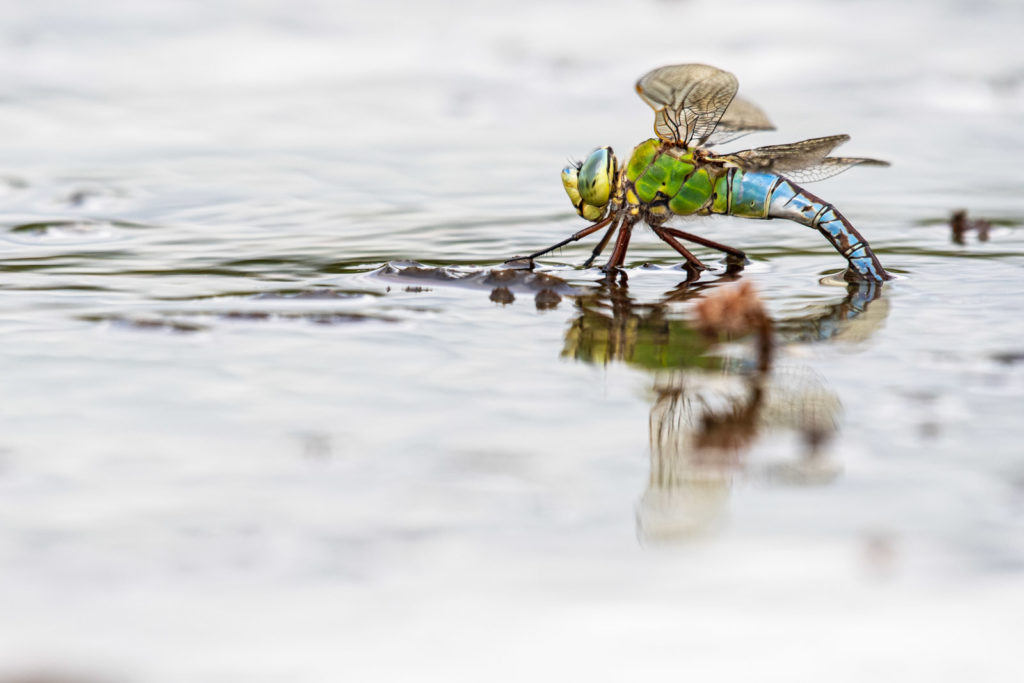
[578,147,613,206]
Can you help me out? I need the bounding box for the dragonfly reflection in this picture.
[562,278,887,541]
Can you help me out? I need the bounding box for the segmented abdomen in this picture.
[713,169,889,281]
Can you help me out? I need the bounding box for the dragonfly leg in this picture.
[661,227,746,261]
[603,217,637,272]
[582,216,621,268]
[512,215,615,263]
[652,226,708,276]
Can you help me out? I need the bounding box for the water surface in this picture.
[1,0,1023,681]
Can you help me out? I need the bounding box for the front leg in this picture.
[582,216,621,268]
[506,214,616,265]
[603,216,638,272]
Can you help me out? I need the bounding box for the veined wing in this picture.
[726,134,889,182]
[730,135,849,169]
[704,96,775,147]
[636,64,739,147]
[780,157,890,183]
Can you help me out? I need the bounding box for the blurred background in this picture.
[1,0,1022,681]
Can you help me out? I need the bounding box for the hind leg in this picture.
[653,226,708,277]
[661,227,746,268]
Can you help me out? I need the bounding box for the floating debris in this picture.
[693,280,773,373]
[950,209,991,244]
[694,280,767,337]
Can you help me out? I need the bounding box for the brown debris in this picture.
[950,209,991,244]
[693,281,774,373]
[694,281,766,337]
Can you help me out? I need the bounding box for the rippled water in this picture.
[2,0,1024,681]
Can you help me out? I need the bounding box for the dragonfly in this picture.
[516,63,892,282]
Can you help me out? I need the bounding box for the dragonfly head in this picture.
[562,146,617,221]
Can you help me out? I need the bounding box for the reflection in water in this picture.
[374,261,578,297]
[562,279,722,372]
[563,277,887,541]
[373,261,572,310]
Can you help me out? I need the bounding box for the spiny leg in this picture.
[514,214,615,263]
[582,215,621,268]
[652,226,708,275]
[661,227,746,261]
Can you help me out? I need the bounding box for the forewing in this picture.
[636,64,739,146]
[703,96,775,147]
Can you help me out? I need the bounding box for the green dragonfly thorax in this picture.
[562,146,618,221]
[624,139,721,218]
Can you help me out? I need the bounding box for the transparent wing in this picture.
[781,157,890,183]
[726,135,889,182]
[730,134,849,169]
[636,64,739,147]
[703,96,775,147]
